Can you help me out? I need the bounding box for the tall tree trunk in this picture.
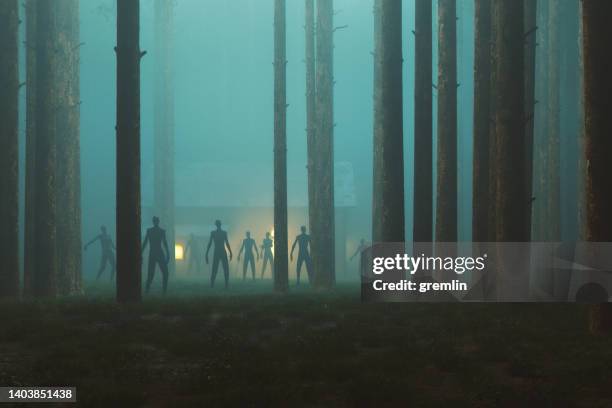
[546,0,561,241]
[313,0,335,288]
[413,0,433,243]
[373,0,404,243]
[305,0,316,248]
[582,0,612,334]
[436,0,457,242]
[33,0,58,297]
[493,0,527,242]
[154,0,175,275]
[0,0,20,298]
[116,0,142,303]
[23,0,37,297]
[273,0,288,292]
[524,0,537,241]
[472,0,491,243]
[56,0,82,296]
[577,1,586,241]
[487,0,498,243]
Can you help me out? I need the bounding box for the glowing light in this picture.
[175,244,184,261]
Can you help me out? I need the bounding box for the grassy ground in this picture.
[0,277,611,407]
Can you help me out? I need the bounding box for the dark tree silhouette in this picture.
[154,0,175,275]
[436,0,457,243]
[305,0,316,249]
[56,0,82,295]
[116,0,143,303]
[582,0,612,334]
[373,0,404,243]
[273,0,288,292]
[33,0,59,297]
[523,0,537,242]
[0,0,19,298]
[472,0,491,243]
[413,0,433,243]
[313,0,335,288]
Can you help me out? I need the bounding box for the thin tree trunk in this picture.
[582,0,612,334]
[154,0,175,275]
[577,1,586,241]
[56,0,82,296]
[33,0,58,297]
[305,0,316,255]
[373,0,404,243]
[273,0,288,292]
[23,0,37,297]
[524,0,537,241]
[494,0,527,242]
[0,0,20,298]
[472,0,491,243]
[487,0,498,243]
[436,0,457,242]
[413,0,433,243]
[116,0,142,303]
[546,0,561,241]
[313,0,335,288]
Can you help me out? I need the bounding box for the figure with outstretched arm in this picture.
[290,226,313,285]
[142,216,170,294]
[205,220,233,288]
[260,232,274,279]
[84,225,116,281]
[238,231,259,280]
[184,233,203,274]
[350,238,369,277]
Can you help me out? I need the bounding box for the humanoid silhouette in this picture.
[184,233,203,274]
[290,226,312,285]
[206,220,233,288]
[238,231,259,280]
[142,216,170,294]
[84,226,116,281]
[260,232,274,278]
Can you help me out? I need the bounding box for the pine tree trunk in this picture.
[546,0,561,241]
[305,0,316,254]
[493,0,527,242]
[373,0,404,243]
[0,0,20,298]
[577,1,586,241]
[33,0,59,297]
[413,0,433,243]
[313,0,335,288]
[154,0,175,275]
[116,0,142,303]
[472,0,491,243]
[274,0,288,292]
[56,0,82,296]
[23,0,37,297]
[582,0,612,335]
[487,0,498,243]
[523,0,537,241]
[436,0,457,242]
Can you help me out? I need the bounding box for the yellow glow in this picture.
[270,229,275,256]
[175,244,184,261]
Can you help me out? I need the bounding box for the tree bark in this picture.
[305,0,316,252]
[116,0,142,303]
[472,0,491,243]
[373,0,404,243]
[582,0,612,334]
[436,0,457,242]
[0,0,20,298]
[33,0,59,297]
[154,0,175,275]
[23,0,37,297]
[493,0,527,242]
[413,0,433,243]
[313,0,335,288]
[56,0,82,296]
[274,0,288,292]
[523,0,537,241]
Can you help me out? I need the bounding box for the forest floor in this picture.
[0,278,611,407]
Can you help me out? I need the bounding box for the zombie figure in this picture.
[260,232,274,278]
[238,231,259,280]
[142,216,170,294]
[290,226,312,285]
[84,226,116,281]
[205,220,233,288]
[184,233,204,274]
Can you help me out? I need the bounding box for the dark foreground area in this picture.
[0,280,611,407]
